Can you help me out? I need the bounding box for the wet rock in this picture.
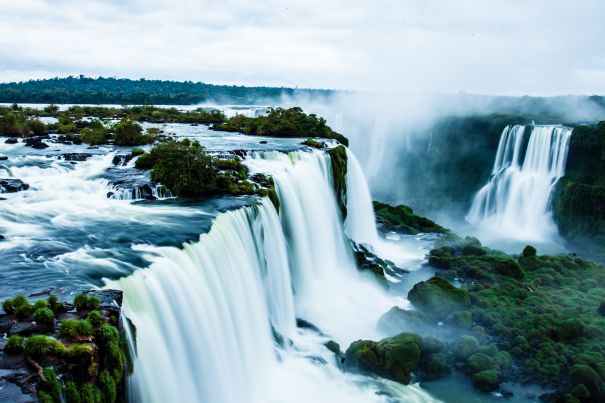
[31,142,49,149]
[4,138,18,144]
[61,153,93,162]
[0,179,30,193]
[112,154,135,166]
[0,156,8,161]
[9,321,46,336]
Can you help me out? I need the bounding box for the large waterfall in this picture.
[467,125,572,241]
[111,149,436,403]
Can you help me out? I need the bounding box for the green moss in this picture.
[472,369,500,392]
[38,391,55,403]
[131,147,145,156]
[324,340,341,355]
[40,367,63,401]
[302,138,325,149]
[64,381,82,403]
[408,276,471,317]
[15,302,34,319]
[60,319,94,338]
[33,307,55,326]
[98,370,117,403]
[345,333,422,384]
[34,299,48,310]
[73,293,100,312]
[422,353,450,380]
[373,201,450,234]
[467,353,497,373]
[3,335,25,353]
[453,335,480,360]
[450,310,473,328]
[329,145,347,218]
[87,310,103,327]
[79,383,102,403]
[24,335,65,358]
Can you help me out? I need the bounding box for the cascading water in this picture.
[466,125,572,241]
[111,149,437,403]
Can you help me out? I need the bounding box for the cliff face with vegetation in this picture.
[388,114,527,213]
[552,121,605,258]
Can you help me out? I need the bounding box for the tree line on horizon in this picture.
[0,76,334,105]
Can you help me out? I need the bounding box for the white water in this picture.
[467,125,572,242]
[112,149,437,403]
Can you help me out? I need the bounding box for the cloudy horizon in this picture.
[1,0,604,95]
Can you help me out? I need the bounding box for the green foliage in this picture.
[87,310,103,327]
[4,335,25,353]
[467,353,497,373]
[38,391,54,403]
[24,335,65,358]
[3,294,31,315]
[136,139,217,196]
[60,319,93,338]
[33,307,55,326]
[64,381,82,403]
[98,369,117,403]
[0,108,48,136]
[324,340,341,355]
[113,118,150,146]
[214,107,348,145]
[41,367,63,401]
[373,201,450,235]
[73,293,100,312]
[0,76,333,105]
[131,147,145,156]
[80,119,108,145]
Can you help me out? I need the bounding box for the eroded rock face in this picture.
[0,179,30,193]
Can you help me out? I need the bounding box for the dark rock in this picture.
[84,289,123,309]
[112,154,135,166]
[0,156,7,161]
[23,136,49,146]
[61,153,93,162]
[0,179,30,193]
[30,142,49,149]
[9,321,46,336]
[259,140,268,144]
[4,138,18,144]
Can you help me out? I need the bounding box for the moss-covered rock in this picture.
[373,201,450,234]
[452,335,480,361]
[408,276,471,317]
[472,369,500,392]
[376,307,430,336]
[345,333,422,384]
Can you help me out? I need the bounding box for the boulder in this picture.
[61,153,93,162]
[0,156,7,161]
[345,333,422,384]
[31,142,49,149]
[4,138,18,144]
[377,307,430,336]
[0,179,30,193]
[408,276,471,317]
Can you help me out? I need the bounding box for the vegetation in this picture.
[553,121,605,260]
[0,76,332,105]
[329,145,348,217]
[1,292,127,403]
[213,107,348,145]
[0,104,47,136]
[113,118,151,146]
[417,238,605,400]
[373,200,450,234]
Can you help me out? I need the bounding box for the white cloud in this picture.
[0,0,603,94]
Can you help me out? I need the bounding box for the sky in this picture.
[0,0,604,95]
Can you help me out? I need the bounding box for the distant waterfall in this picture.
[467,125,572,241]
[111,149,431,403]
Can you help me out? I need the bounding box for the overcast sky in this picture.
[0,0,604,95]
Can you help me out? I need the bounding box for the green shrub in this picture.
[34,299,48,310]
[3,335,24,353]
[41,367,63,401]
[60,319,94,338]
[79,383,102,403]
[64,381,82,403]
[113,118,147,146]
[38,391,54,403]
[467,353,497,373]
[15,302,34,319]
[80,119,108,145]
[33,307,55,326]
[87,310,103,327]
[2,298,15,314]
[73,293,100,312]
[24,335,64,357]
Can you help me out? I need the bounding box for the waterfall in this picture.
[466,124,572,241]
[111,149,435,403]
